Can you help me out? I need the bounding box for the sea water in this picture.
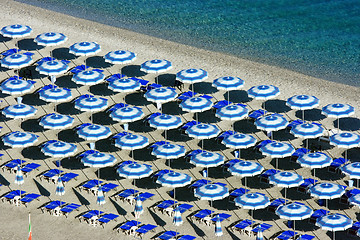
[17,0,360,87]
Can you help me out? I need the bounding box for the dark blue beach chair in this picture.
[20,193,41,207]
[232,219,255,232]
[138,192,155,202]
[210,213,231,223]
[298,178,318,193]
[20,163,41,176]
[189,179,211,189]
[135,224,157,238]
[291,148,310,161]
[152,169,174,181]
[156,231,179,240]
[101,183,118,193]
[251,223,273,234]
[78,179,103,192]
[276,230,298,240]
[2,159,26,172]
[177,91,197,101]
[1,190,26,203]
[297,234,315,240]
[116,189,139,201]
[328,157,348,173]
[174,203,193,214]
[267,198,286,212]
[1,48,21,56]
[309,209,329,224]
[42,200,66,213]
[105,73,126,82]
[340,188,360,204]
[118,220,141,234]
[129,77,149,86]
[229,188,250,202]
[79,210,104,222]
[59,172,79,183]
[98,213,119,227]
[180,121,201,135]
[60,203,81,217]
[347,221,360,236]
[154,200,177,213]
[213,100,232,110]
[248,109,268,120]
[41,169,63,182]
[260,169,280,184]
[192,209,214,222]
[286,119,305,130]
[108,103,129,112]
[217,130,236,141]
[222,159,241,171]
[185,149,204,159]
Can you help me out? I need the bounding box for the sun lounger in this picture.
[297,178,318,193]
[98,213,119,227]
[152,169,174,181]
[144,112,162,124]
[78,179,103,193]
[115,189,139,202]
[222,159,240,172]
[1,190,26,204]
[328,157,348,173]
[251,223,273,234]
[340,188,360,204]
[129,77,149,86]
[153,200,177,214]
[156,231,179,240]
[78,210,104,225]
[177,91,197,101]
[191,209,214,222]
[116,160,137,169]
[248,109,268,120]
[40,169,63,183]
[347,222,360,236]
[231,219,256,235]
[20,193,41,207]
[41,200,67,214]
[267,198,286,212]
[141,83,162,92]
[260,169,280,184]
[150,141,171,149]
[177,235,196,240]
[60,203,81,217]
[174,203,193,214]
[217,130,236,142]
[229,188,250,202]
[69,64,89,74]
[286,119,305,130]
[291,148,310,162]
[180,121,200,135]
[59,172,79,183]
[309,209,329,224]
[204,213,231,226]
[213,100,232,110]
[20,163,41,176]
[117,220,142,234]
[138,192,155,202]
[189,179,211,189]
[1,159,26,173]
[101,183,118,193]
[275,230,298,240]
[135,224,157,238]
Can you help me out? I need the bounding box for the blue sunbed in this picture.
[118,220,141,233]
[248,109,268,120]
[154,200,177,212]
[117,160,137,168]
[291,148,310,161]
[297,234,315,240]
[276,230,298,240]
[79,179,103,192]
[152,169,174,181]
[192,209,214,221]
[129,77,149,86]
[251,223,273,233]
[229,188,250,201]
[20,163,41,175]
[79,210,104,221]
[2,159,26,172]
[287,119,305,130]
[59,172,79,183]
[42,169,63,181]
[116,189,139,201]
[60,203,81,217]
[309,209,329,224]
[98,213,119,226]
[135,224,157,237]
[144,112,162,122]
[232,219,256,232]
[217,130,236,141]
[156,231,179,240]
[42,200,66,211]
[177,91,197,101]
[149,141,171,149]
[267,198,286,212]
[328,157,349,173]
[213,100,232,109]
[20,193,41,206]
[2,190,26,202]
[222,159,241,171]
[175,203,193,214]
[260,169,280,183]
[298,178,318,193]
[211,213,231,223]
[138,192,155,202]
[101,183,118,193]
[189,179,211,189]
[181,121,200,131]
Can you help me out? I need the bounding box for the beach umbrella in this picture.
[134,196,144,219]
[1,53,33,69]
[0,76,35,95]
[173,208,183,226]
[15,165,24,185]
[36,59,69,76]
[77,123,112,141]
[348,193,360,207]
[309,182,345,208]
[190,151,225,168]
[216,104,248,122]
[215,215,223,237]
[148,114,182,139]
[194,184,229,209]
[55,178,65,196]
[186,123,220,140]
[34,32,67,46]
[81,150,117,168]
[74,95,108,113]
[109,106,144,123]
[157,171,192,203]
[38,86,72,103]
[96,187,106,205]
[140,59,172,84]
[212,76,244,101]
[69,41,100,56]
[40,113,74,130]
[41,140,77,158]
[222,133,257,158]
[117,162,153,179]
[322,103,355,129]
[229,160,264,188]
[247,85,280,110]
[180,96,213,113]
[256,231,264,240]
[2,131,39,148]
[297,152,332,177]
[104,50,136,65]
[72,69,105,86]
[341,162,360,186]
[114,133,149,150]
[235,192,270,210]
[291,122,324,149]
[269,171,304,201]
[260,141,295,168]
[255,114,288,139]
[286,95,319,121]
[107,77,141,92]
[176,68,208,91]
[144,87,177,110]
[1,24,32,38]
[330,132,360,160]
[2,98,37,119]
[316,213,352,240]
[152,144,186,160]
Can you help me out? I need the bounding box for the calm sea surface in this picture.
[18,0,360,86]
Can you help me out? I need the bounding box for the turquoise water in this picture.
[19,0,360,86]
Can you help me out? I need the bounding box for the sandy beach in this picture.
[0,1,359,240]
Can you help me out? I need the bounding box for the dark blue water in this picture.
[18,0,360,86]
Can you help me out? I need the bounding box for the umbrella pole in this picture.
[165,130,167,141]
[276,158,278,169]
[302,110,304,122]
[293,220,296,240]
[227,91,229,102]
[337,118,340,130]
[202,139,204,150]
[314,168,316,178]
[284,188,287,203]
[244,177,247,189]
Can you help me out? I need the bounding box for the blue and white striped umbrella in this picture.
[140,59,172,73]
[77,124,112,141]
[114,134,149,150]
[107,77,141,92]
[34,32,67,46]
[110,106,144,123]
[15,165,24,185]
[3,131,39,148]
[247,85,280,100]
[1,53,33,69]
[156,171,192,188]
[276,203,313,220]
[117,162,153,179]
[144,87,178,103]
[1,24,32,38]
[152,144,186,159]
[104,50,136,64]
[134,196,144,219]
[260,141,295,158]
[40,113,74,129]
[194,184,229,201]
[269,171,304,188]
[256,231,264,240]
[348,193,360,207]
[41,140,77,158]
[2,103,37,119]
[173,208,183,226]
[69,42,101,56]
[212,76,244,91]
[74,95,108,112]
[216,104,248,121]
[255,114,289,132]
[96,187,106,205]
[322,103,355,119]
[316,213,352,232]
[235,192,270,209]
[341,162,360,179]
[309,182,346,199]
[36,59,69,76]
[186,123,220,139]
[229,161,264,177]
[81,150,117,168]
[39,87,72,103]
[297,152,332,169]
[55,178,65,196]
[0,77,34,95]
[222,133,257,150]
[190,151,225,167]
[286,95,320,110]
[215,215,223,237]
[72,69,105,85]
[180,97,213,113]
[149,114,182,130]
[176,68,208,84]
[291,123,324,139]
[330,132,360,149]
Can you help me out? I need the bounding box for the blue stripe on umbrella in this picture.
[290,123,324,139]
[330,132,360,149]
[3,131,39,148]
[1,24,32,38]
[41,140,77,158]
[77,124,112,141]
[104,50,136,64]
[134,196,144,218]
[186,123,220,139]
[255,114,288,132]
[40,113,74,129]
[349,193,360,206]
[229,161,264,177]
[149,114,182,130]
[297,152,332,169]
[110,106,144,122]
[322,103,355,118]
[69,42,101,56]
[341,162,360,179]
[316,213,352,232]
[140,59,172,73]
[15,165,24,185]
[276,203,313,220]
[1,53,33,69]
[190,151,225,167]
[117,162,153,179]
[269,171,304,188]
[0,77,34,95]
[173,208,183,226]
[247,85,280,100]
[144,87,178,103]
[309,182,346,199]
[286,95,319,110]
[72,69,105,85]
[180,97,213,113]
[194,184,229,201]
[176,68,208,84]
[235,192,270,209]
[74,95,108,112]
[55,178,65,196]
[2,104,37,119]
[96,187,106,205]
[216,104,248,121]
[152,144,186,160]
[39,87,72,103]
[212,76,244,91]
[114,133,149,150]
[215,215,223,237]
[36,60,69,76]
[222,133,257,149]
[156,171,192,188]
[107,78,141,92]
[35,32,67,46]
[81,151,117,168]
[260,141,295,158]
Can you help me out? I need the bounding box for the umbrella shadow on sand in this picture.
[338,117,360,131]
[86,56,112,69]
[109,198,127,215]
[89,83,114,96]
[57,129,83,143]
[121,65,146,77]
[52,47,77,60]
[22,92,47,106]
[96,167,119,181]
[264,99,291,113]
[61,156,86,170]
[193,82,217,95]
[226,228,241,240]
[21,118,44,133]
[33,179,51,198]
[295,109,325,122]
[54,75,79,89]
[18,38,44,51]
[72,188,90,207]
[92,111,116,125]
[157,73,176,87]
[56,101,81,115]
[125,92,151,107]
[148,208,166,227]
[21,146,46,160]
[0,174,10,186]
[227,90,251,103]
